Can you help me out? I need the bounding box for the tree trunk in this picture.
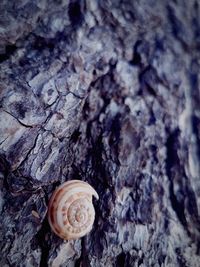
[0,0,200,266]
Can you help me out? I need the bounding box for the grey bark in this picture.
[0,0,200,266]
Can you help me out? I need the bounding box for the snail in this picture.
[48,180,99,240]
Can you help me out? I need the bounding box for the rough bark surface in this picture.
[0,0,200,266]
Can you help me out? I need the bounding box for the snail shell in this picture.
[48,180,99,240]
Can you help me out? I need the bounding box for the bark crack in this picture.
[3,109,34,128]
[16,131,40,171]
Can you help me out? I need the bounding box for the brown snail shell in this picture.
[48,180,99,240]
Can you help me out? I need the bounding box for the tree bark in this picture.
[0,0,200,266]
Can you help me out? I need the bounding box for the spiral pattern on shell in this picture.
[48,180,99,240]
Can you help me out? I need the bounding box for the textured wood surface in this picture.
[0,0,200,266]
